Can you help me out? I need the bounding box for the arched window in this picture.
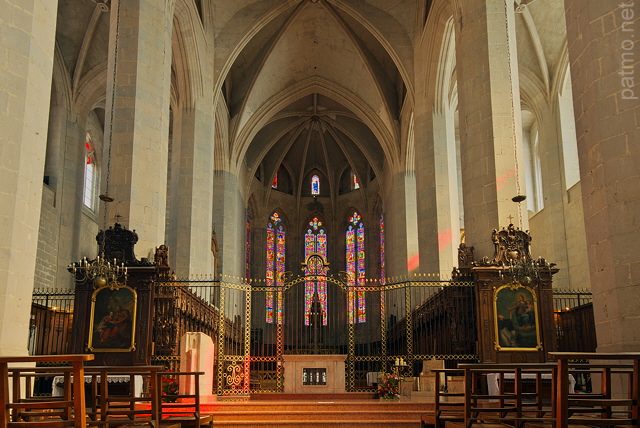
[311,174,320,195]
[346,212,366,323]
[304,217,328,326]
[271,172,278,189]
[83,132,96,211]
[266,212,285,324]
[559,69,580,189]
[352,172,360,190]
[522,110,544,214]
[522,114,544,213]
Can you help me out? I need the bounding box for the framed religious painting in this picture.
[493,283,542,351]
[88,283,137,352]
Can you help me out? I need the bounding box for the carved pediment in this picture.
[481,224,532,267]
[96,223,153,267]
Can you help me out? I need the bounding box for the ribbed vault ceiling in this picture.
[225,0,413,198]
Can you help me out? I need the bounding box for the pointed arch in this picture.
[171,0,207,109]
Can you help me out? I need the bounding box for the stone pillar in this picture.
[0,0,58,354]
[103,0,174,258]
[564,0,640,352]
[415,108,461,276]
[56,119,85,284]
[384,171,419,278]
[251,225,266,280]
[454,0,527,258]
[212,171,246,278]
[167,103,215,276]
[529,103,571,288]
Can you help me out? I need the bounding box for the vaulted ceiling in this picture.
[218,0,420,201]
[55,0,570,204]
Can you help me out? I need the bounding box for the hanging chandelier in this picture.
[488,223,554,286]
[71,255,127,287]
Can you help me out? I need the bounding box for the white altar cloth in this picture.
[486,372,575,396]
[52,374,143,397]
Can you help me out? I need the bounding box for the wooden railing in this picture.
[550,352,639,428]
[82,365,163,426]
[0,357,212,428]
[0,354,94,428]
[157,371,213,427]
[424,352,639,428]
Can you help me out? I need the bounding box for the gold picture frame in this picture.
[88,283,137,352]
[493,283,542,351]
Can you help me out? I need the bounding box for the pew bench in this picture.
[0,354,94,428]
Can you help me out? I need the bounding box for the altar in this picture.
[282,354,347,394]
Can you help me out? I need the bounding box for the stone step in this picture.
[203,400,431,413]
[211,409,427,422]
[203,398,432,427]
[212,420,422,427]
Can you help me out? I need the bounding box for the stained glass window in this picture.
[346,212,366,323]
[272,173,278,189]
[352,172,360,190]
[83,133,96,210]
[304,217,328,326]
[311,174,320,195]
[266,212,284,324]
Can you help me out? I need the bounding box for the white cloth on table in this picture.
[486,372,575,396]
[366,371,381,386]
[51,374,143,397]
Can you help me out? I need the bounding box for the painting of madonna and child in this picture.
[494,285,540,350]
[88,285,137,352]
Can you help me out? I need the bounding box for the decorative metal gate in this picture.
[30,283,595,396]
[245,274,477,395]
[152,275,478,396]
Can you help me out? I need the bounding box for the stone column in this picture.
[454,0,527,258]
[251,226,266,280]
[103,0,174,257]
[56,119,86,284]
[384,171,419,278]
[564,0,640,352]
[0,0,58,354]
[212,171,246,278]
[414,108,461,276]
[529,100,593,291]
[167,103,215,276]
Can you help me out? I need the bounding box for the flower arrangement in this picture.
[377,372,402,399]
[161,373,179,403]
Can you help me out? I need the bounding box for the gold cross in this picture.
[507,214,514,223]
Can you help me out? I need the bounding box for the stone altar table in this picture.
[282,354,347,394]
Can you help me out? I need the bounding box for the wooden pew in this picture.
[550,352,639,428]
[427,368,465,428]
[0,354,94,428]
[82,366,166,427]
[457,363,556,428]
[157,371,213,427]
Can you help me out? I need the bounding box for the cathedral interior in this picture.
[1,0,638,365]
